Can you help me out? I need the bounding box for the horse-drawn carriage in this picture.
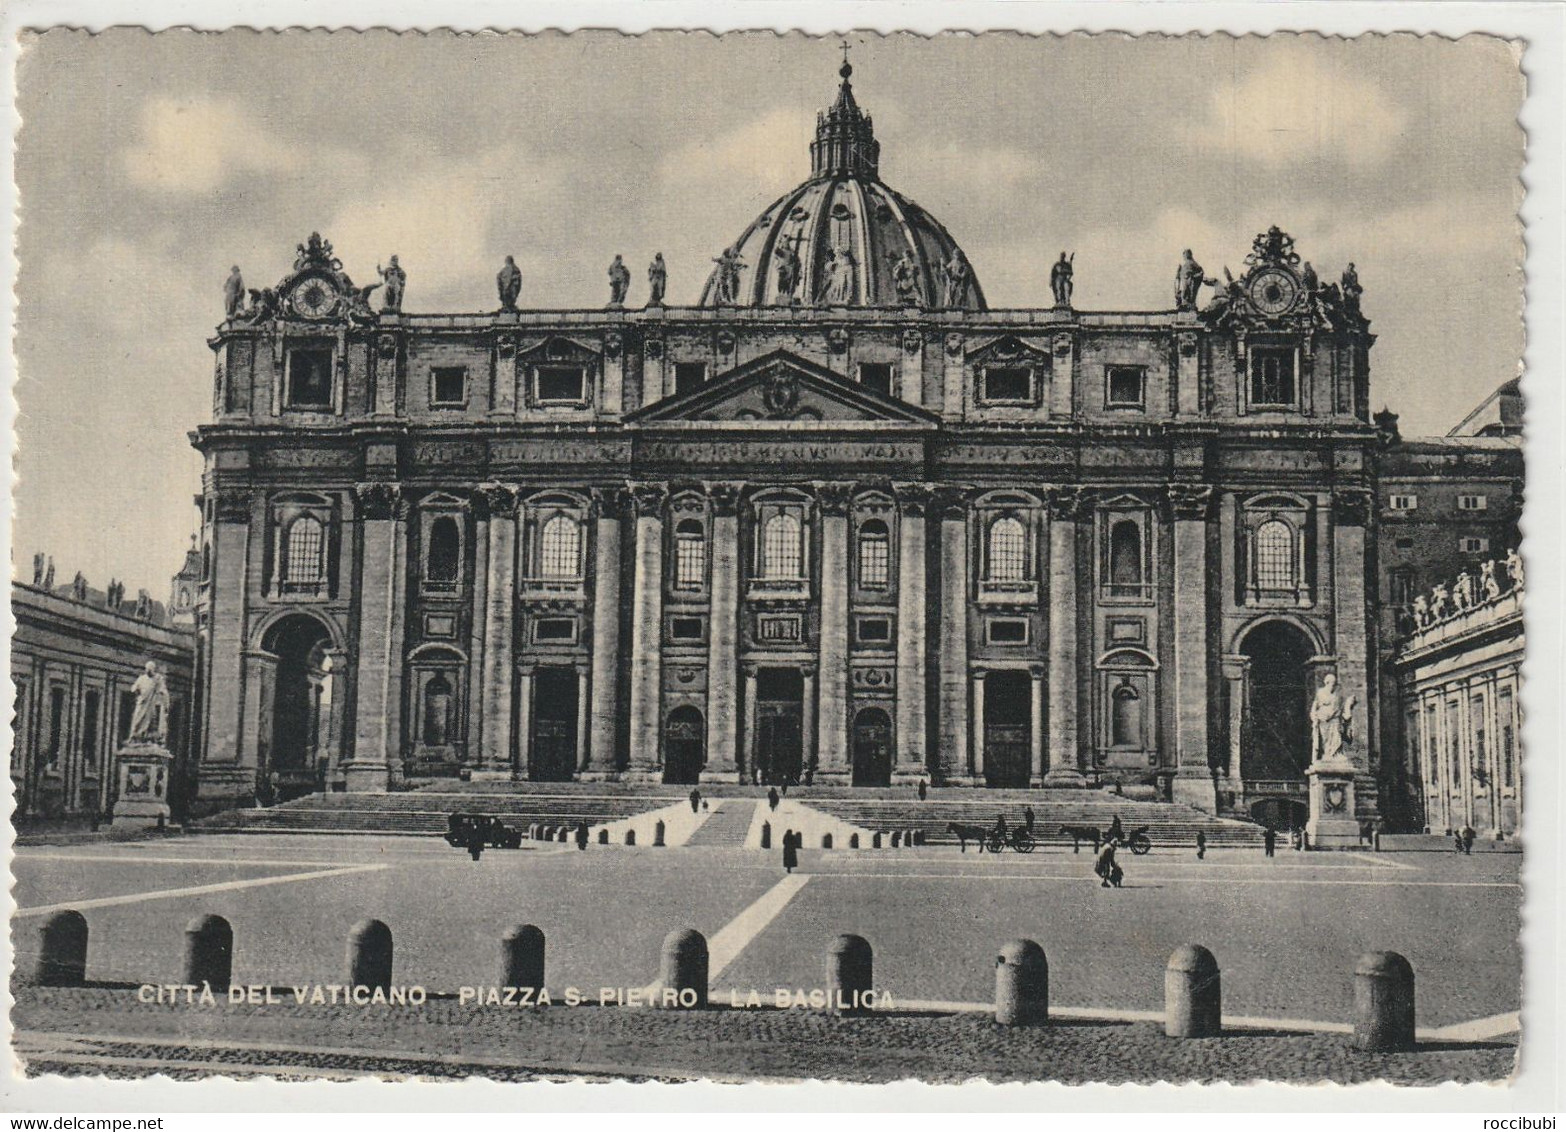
[1061,822,1153,855]
[444,812,524,851]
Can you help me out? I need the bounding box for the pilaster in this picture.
[816,481,854,778]
[587,486,626,775]
[1044,487,1085,786]
[1168,483,1216,812]
[478,484,519,777]
[347,481,405,792]
[935,486,970,782]
[627,481,668,775]
[705,482,743,778]
[893,482,931,780]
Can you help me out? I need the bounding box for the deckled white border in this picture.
[1,0,1560,1116]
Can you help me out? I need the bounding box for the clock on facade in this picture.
[1248,268,1300,316]
[291,276,339,319]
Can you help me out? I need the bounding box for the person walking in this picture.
[1453,829,1465,854]
[1024,805,1035,835]
[1263,826,1276,858]
[575,821,589,852]
[917,779,928,802]
[767,786,780,811]
[1462,826,1476,855]
[1196,830,1207,860]
[1107,814,1125,846]
[689,788,701,814]
[1095,840,1119,888]
[782,829,799,875]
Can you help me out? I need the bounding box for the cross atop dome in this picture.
[811,46,879,179]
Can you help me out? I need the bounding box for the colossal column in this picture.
[935,487,970,783]
[476,484,519,779]
[816,481,855,779]
[1168,483,1216,812]
[1029,664,1046,785]
[626,481,668,778]
[1044,487,1085,785]
[586,486,625,776]
[893,483,931,781]
[347,482,405,792]
[705,482,743,778]
[1332,489,1374,777]
[197,488,255,805]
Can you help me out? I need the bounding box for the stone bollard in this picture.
[1354,951,1416,1052]
[34,909,88,986]
[849,833,860,849]
[1164,945,1221,1037]
[891,831,902,848]
[872,832,883,849]
[826,934,874,1016]
[821,832,833,849]
[906,829,917,848]
[994,939,1049,1026]
[658,929,708,1008]
[760,821,771,849]
[625,829,636,846]
[183,914,234,993]
[914,831,925,847]
[558,827,569,843]
[346,918,394,993]
[500,924,546,992]
[597,828,609,845]
[654,820,666,847]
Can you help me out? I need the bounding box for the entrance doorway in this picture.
[1250,797,1308,831]
[663,706,705,784]
[983,670,1032,788]
[755,668,804,786]
[529,667,578,782]
[259,614,333,802]
[852,707,893,787]
[1239,622,1314,783]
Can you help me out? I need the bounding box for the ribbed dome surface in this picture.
[699,64,986,312]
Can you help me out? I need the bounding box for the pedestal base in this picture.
[111,742,173,829]
[1042,766,1088,789]
[341,761,392,793]
[1170,773,1218,814]
[1307,759,1361,849]
[468,769,517,783]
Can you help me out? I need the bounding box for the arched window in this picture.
[540,515,581,579]
[1109,520,1143,597]
[858,519,890,590]
[426,516,461,584]
[285,515,325,587]
[674,519,705,589]
[988,516,1026,582]
[1256,519,1296,591]
[762,513,803,579]
[422,673,454,747]
[1111,681,1142,747]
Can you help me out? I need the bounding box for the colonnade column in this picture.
[893,483,931,781]
[742,665,759,785]
[1029,665,1046,785]
[1168,484,1215,812]
[971,670,987,782]
[1044,487,1084,785]
[705,483,743,778]
[347,482,405,792]
[516,667,533,781]
[586,487,625,777]
[477,484,518,779]
[935,487,970,783]
[816,482,854,780]
[802,664,819,781]
[1221,655,1249,784]
[626,482,668,778]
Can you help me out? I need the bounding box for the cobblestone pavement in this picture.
[11,833,1521,1082]
[12,987,1515,1085]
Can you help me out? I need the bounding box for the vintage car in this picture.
[443,812,524,850]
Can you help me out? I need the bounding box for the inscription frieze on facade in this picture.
[636,439,924,468]
[490,439,630,466]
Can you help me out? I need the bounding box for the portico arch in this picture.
[254,612,339,802]
[1237,619,1316,784]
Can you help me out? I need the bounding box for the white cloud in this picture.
[1181,51,1408,167]
[655,107,815,194]
[122,96,302,193]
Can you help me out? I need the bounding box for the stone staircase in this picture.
[682,800,761,847]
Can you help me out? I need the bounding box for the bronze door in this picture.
[852,708,893,787]
[529,667,578,782]
[984,670,1032,788]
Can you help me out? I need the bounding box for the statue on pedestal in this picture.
[128,661,170,745]
[890,252,921,306]
[1050,252,1074,307]
[647,253,667,307]
[941,247,972,308]
[1430,582,1450,620]
[497,255,522,311]
[1309,672,1355,765]
[1481,559,1501,601]
[607,255,631,306]
[774,238,801,304]
[377,256,406,312]
[1505,546,1525,590]
[224,266,245,318]
[1175,249,1207,310]
[1412,594,1430,627]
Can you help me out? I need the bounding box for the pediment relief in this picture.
[517,335,601,365]
[966,334,1053,367]
[629,349,939,428]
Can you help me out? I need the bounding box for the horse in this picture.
[1062,824,1102,854]
[947,822,992,853]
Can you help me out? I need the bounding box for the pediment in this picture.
[627,349,939,428]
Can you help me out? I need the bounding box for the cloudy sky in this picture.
[12,30,1524,596]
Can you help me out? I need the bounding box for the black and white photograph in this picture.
[3,10,1561,1108]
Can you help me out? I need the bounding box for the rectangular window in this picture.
[1105,366,1146,408]
[532,617,577,644]
[285,347,334,409]
[757,614,802,644]
[1389,568,1416,608]
[670,617,705,642]
[1249,347,1296,407]
[1460,536,1491,555]
[1395,536,1415,550]
[855,616,892,646]
[674,362,706,396]
[986,618,1029,645]
[46,686,66,768]
[82,690,100,768]
[1387,494,1418,511]
[859,362,894,397]
[982,366,1034,405]
[858,530,891,590]
[535,366,587,405]
[431,367,467,407]
[1457,494,1488,511]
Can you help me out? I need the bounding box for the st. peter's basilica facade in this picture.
[190,62,1384,824]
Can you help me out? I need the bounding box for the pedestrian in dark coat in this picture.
[1107,815,1125,846]
[782,829,799,874]
[1024,805,1035,834]
[689,788,701,814]
[1196,830,1207,860]
[468,825,485,862]
[1095,842,1118,888]
[1263,827,1276,857]
[1453,830,1465,854]
[575,821,589,851]
[917,779,928,801]
[1462,826,1476,855]
[767,787,780,811]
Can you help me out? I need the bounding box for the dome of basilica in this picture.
[699,61,987,313]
